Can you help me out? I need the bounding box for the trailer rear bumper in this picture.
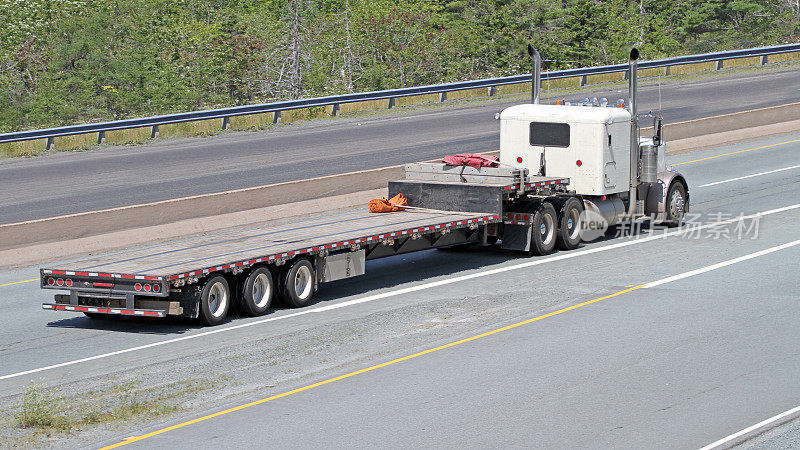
[42,303,167,317]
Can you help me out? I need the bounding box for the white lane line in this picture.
[644,239,800,288]
[698,404,800,450]
[2,202,800,382]
[698,164,800,187]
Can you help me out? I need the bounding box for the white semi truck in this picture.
[40,47,688,326]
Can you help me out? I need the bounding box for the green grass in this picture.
[2,377,223,447]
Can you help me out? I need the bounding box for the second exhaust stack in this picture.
[628,47,640,216]
[528,44,541,104]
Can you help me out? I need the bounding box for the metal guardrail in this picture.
[2,43,799,145]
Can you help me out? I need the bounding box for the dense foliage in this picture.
[1,0,798,131]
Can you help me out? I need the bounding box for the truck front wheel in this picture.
[279,258,316,308]
[199,275,230,326]
[530,202,558,256]
[664,181,687,227]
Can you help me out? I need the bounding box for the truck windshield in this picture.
[529,122,570,147]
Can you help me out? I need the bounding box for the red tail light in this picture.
[143,284,152,292]
[134,283,142,291]
[576,160,582,167]
[56,278,64,286]
[152,284,161,293]
[65,279,73,287]
[516,157,523,163]
[47,278,55,286]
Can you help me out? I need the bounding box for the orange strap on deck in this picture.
[369,193,408,213]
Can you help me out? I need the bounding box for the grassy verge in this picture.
[1,377,225,448]
[1,58,798,160]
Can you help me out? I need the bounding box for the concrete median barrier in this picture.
[2,102,799,253]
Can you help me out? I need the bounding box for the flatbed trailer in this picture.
[42,170,572,325]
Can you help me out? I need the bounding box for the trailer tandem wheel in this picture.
[199,275,231,326]
[279,258,316,308]
[237,266,274,316]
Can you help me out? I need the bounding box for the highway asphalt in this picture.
[1,64,800,225]
[0,132,799,448]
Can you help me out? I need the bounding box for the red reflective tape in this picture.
[142,311,161,316]
[96,273,112,278]
[93,282,114,288]
[121,310,135,315]
[121,274,135,279]
[52,270,66,275]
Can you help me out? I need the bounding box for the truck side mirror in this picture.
[653,116,663,146]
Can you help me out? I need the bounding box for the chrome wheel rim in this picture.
[251,273,271,308]
[540,213,555,246]
[294,266,312,300]
[208,282,228,318]
[567,208,581,241]
[669,190,685,219]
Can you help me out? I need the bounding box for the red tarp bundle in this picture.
[442,153,499,169]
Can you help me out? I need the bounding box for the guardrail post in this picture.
[151,125,159,139]
[331,103,340,116]
[716,60,724,70]
[439,92,447,102]
[97,131,106,144]
[579,75,587,86]
[222,117,231,130]
[488,86,496,96]
[273,111,281,124]
[761,55,768,65]
[387,98,395,109]
[46,137,55,151]
[665,66,671,76]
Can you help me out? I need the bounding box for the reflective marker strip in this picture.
[42,270,161,281]
[42,304,165,317]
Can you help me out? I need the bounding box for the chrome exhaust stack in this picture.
[527,44,541,104]
[627,48,640,216]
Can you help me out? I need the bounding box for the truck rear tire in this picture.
[279,258,316,308]
[237,266,274,316]
[664,181,687,227]
[530,202,557,256]
[554,197,583,250]
[199,275,230,326]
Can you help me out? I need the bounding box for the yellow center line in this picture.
[0,278,37,288]
[98,285,644,450]
[671,138,800,166]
